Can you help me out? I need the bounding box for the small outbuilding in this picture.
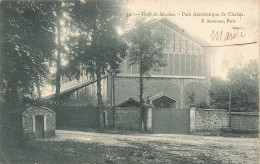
[22,107,56,139]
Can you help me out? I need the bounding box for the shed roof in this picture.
[149,92,177,102]
[116,97,140,107]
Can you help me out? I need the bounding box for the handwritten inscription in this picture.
[209,27,246,41]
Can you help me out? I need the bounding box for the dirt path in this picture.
[39,130,259,163]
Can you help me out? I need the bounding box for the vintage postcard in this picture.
[0,0,259,163]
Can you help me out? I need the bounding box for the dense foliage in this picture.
[210,60,259,112]
[0,2,57,109]
[0,1,62,148]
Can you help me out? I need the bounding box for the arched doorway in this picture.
[35,115,44,138]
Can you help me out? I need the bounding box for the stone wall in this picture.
[193,109,229,131]
[115,107,141,130]
[230,113,259,132]
[22,107,56,138]
[115,107,259,133]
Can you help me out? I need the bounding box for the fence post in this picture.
[190,104,196,133]
[114,108,118,131]
[146,107,152,132]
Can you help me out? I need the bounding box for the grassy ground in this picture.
[1,140,218,164]
[0,130,258,164]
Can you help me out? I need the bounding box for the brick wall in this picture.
[230,113,259,132]
[194,109,229,131]
[115,107,141,130]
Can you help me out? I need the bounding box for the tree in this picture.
[68,0,127,128]
[124,19,166,131]
[53,1,77,109]
[37,1,81,109]
[210,59,259,112]
[209,77,230,109]
[227,59,259,111]
[55,1,62,106]
[0,1,57,145]
[0,1,57,108]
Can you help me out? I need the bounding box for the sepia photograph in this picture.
[0,0,259,163]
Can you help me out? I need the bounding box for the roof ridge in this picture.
[121,18,211,46]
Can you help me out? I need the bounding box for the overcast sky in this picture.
[126,0,259,78]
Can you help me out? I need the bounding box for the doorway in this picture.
[35,115,44,138]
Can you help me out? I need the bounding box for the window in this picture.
[191,43,194,54]
[162,54,169,75]
[181,39,187,53]
[180,55,185,75]
[91,84,96,100]
[132,64,138,74]
[202,55,207,76]
[171,32,176,52]
[186,55,191,76]
[175,34,181,53]
[174,54,179,75]
[119,59,126,74]
[75,91,78,99]
[154,67,161,75]
[187,41,191,54]
[197,55,203,76]
[125,57,131,74]
[194,46,199,55]
[169,54,173,75]
[85,86,89,101]
[200,47,204,54]
[168,31,174,51]
[191,55,197,76]
[101,78,107,101]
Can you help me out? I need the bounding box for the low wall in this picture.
[56,106,99,129]
[55,106,114,129]
[115,107,141,130]
[193,108,229,132]
[230,112,259,132]
[191,108,259,133]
